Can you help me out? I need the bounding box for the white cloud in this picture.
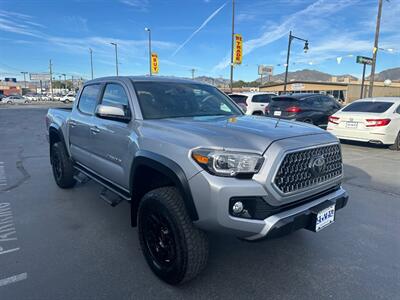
[171,1,227,57]
[119,0,149,11]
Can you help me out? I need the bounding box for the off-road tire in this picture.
[389,131,400,151]
[138,187,208,285]
[50,142,76,188]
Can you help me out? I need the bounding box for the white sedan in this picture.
[327,97,400,150]
[2,95,30,104]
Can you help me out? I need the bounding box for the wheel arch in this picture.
[49,124,69,158]
[129,151,199,227]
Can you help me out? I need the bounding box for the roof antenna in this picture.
[274,110,282,128]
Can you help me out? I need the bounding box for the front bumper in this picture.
[244,187,348,241]
[189,170,348,240]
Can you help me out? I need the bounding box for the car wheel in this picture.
[303,119,314,124]
[50,142,76,188]
[252,111,263,116]
[24,100,30,104]
[138,187,208,285]
[7,101,12,104]
[389,131,400,151]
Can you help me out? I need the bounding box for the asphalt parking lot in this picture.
[0,107,399,300]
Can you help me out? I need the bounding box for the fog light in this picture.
[232,201,244,214]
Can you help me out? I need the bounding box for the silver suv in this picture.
[46,76,348,285]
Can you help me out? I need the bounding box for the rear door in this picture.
[90,82,134,188]
[69,84,102,169]
[319,96,341,127]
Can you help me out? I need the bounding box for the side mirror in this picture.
[95,104,131,123]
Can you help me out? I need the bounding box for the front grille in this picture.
[274,144,342,194]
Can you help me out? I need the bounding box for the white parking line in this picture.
[0,273,27,287]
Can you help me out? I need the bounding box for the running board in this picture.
[73,164,131,202]
[100,188,123,207]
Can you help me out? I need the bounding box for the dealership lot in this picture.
[0,107,399,299]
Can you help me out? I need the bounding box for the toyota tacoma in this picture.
[46,76,348,284]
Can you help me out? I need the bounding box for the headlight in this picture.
[191,148,264,177]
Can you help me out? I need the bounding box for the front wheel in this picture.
[138,187,208,285]
[389,131,400,151]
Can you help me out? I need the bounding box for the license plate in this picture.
[346,121,358,129]
[273,110,282,117]
[315,205,335,232]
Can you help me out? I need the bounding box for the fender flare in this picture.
[129,150,199,226]
[48,124,68,156]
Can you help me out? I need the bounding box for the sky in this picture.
[0,0,399,82]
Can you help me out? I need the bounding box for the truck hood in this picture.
[141,115,329,154]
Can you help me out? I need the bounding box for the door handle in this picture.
[69,121,77,127]
[90,126,101,134]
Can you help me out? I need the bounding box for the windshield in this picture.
[342,101,394,113]
[134,82,243,119]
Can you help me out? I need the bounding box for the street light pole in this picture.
[89,48,94,80]
[229,0,235,93]
[110,42,119,76]
[145,28,152,76]
[62,73,66,91]
[368,0,383,97]
[283,31,309,93]
[20,71,28,88]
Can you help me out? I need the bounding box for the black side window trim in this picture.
[396,105,400,114]
[77,83,104,116]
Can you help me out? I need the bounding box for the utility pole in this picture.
[49,59,54,100]
[145,28,152,76]
[110,42,119,76]
[89,48,94,80]
[61,73,66,91]
[229,0,235,93]
[20,71,28,88]
[368,0,384,97]
[191,68,196,80]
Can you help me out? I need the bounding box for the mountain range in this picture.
[194,67,400,85]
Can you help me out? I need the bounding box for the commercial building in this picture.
[0,79,22,96]
[259,79,400,103]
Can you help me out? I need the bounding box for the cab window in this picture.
[78,84,102,115]
[101,83,129,107]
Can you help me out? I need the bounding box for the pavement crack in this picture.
[0,148,32,192]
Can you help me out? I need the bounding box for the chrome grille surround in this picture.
[273,144,342,195]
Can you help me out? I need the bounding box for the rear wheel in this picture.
[252,111,263,116]
[50,142,76,188]
[7,101,12,104]
[389,131,400,151]
[138,187,208,285]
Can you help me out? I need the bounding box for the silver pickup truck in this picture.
[46,76,348,284]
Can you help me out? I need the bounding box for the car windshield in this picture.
[134,82,243,119]
[342,101,394,113]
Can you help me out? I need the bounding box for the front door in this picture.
[89,82,135,189]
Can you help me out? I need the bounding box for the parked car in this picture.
[267,93,341,128]
[2,95,30,104]
[60,92,76,103]
[327,97,400,150]
[46,76,348,284]
[228,92,276,115]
